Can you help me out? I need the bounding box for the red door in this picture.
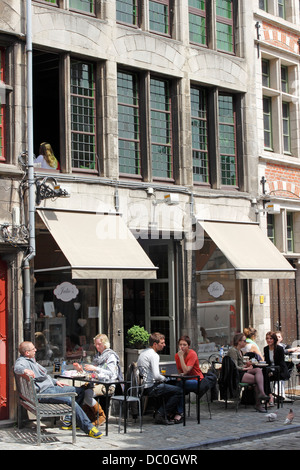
[0,258,8,420]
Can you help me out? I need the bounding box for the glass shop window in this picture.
[34,271,100,366]
[196,236,241,353]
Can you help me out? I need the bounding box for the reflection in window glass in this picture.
[196,239,239,348]
[35,272,100,365]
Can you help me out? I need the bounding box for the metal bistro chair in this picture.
[187,359,212,420]
[111,362,145,433]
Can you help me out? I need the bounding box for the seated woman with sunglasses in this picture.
[227,333,269,413]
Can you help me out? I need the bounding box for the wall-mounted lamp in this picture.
[35,176,70,205]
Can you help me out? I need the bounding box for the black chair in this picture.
[218,356,254,412]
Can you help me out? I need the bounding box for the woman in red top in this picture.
[175,335,217,418]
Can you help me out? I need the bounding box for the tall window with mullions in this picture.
[149,0,170,36]
[189,0,207,46]
[117,71,141,175]
[191,87,209,183]
[216,0,234,54]
[70,60,96,171]
[150,78,173,179]
[218,94,237,186]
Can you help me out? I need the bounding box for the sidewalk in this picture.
[0,399,300,451]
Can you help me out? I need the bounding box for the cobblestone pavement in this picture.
[0,399,300,452]
[203,431,300,450]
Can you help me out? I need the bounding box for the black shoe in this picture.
[154,412,175,425]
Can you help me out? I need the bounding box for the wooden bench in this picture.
[14,372,77,445]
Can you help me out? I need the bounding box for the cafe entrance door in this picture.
[270,277,299,346]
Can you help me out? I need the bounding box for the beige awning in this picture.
[37,209,157,279]
[197,220,295,279]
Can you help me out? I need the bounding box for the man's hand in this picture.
[56,381,67,387]
[24,369,35,378]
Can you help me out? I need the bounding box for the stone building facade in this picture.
[0,0,298,421]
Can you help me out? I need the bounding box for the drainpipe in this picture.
[23,0,36,340]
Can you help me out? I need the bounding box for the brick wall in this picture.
[266,163,300,198]
[262,22,299,54]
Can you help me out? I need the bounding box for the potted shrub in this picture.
[125,325,150,368]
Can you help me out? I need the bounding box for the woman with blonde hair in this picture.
[35,142,60,169]
[241,327,263,361]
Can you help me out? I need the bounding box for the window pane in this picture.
[263,97,272,150]
[216,0,234,53]
[150,78,172,178]
[117,71,141,175]
[278,0,285,19]
[267,214,275,244]
[191,88,209,183]
[282,102,290,153]
[216,0,232,19]
[218,95,236,186]
[259,0,268,11]
[69,0,94,14]
[71,61,96,170]
[262,59,270,87]
[189,0,206,45]
[217,22,233,53]
[287,212,293,252]
[149,0,169,35]
[281,66,288,93]
[116,0,138,25]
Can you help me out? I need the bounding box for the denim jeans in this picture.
[177,372,217,414]
[38,385,92,434]
[147,382,182,417]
